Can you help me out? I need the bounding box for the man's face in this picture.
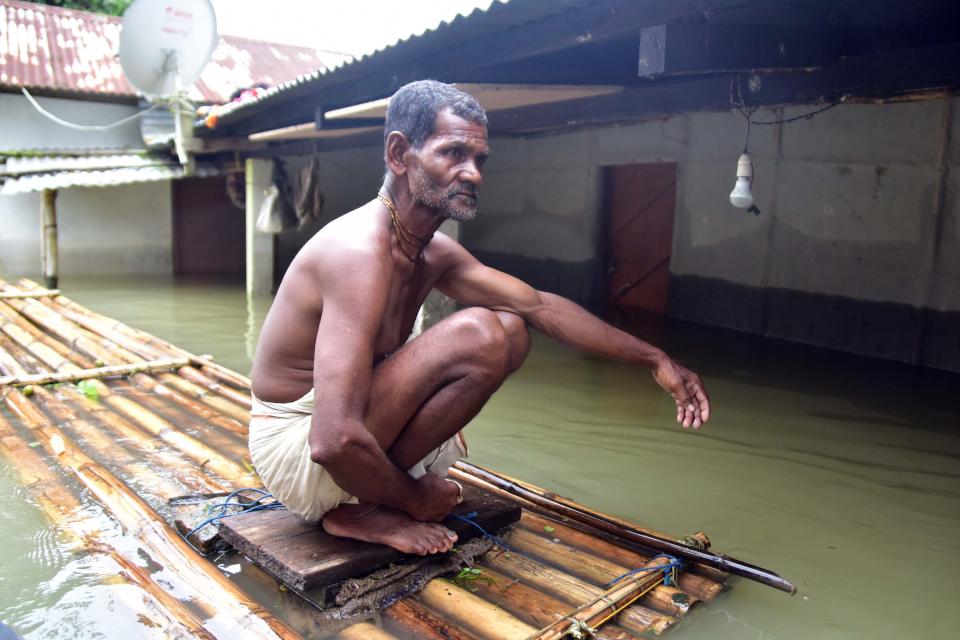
[408,109,489,221]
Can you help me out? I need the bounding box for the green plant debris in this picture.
[543,525,556,534]
[450,567,496,591]
[76,379,100,401]
[21,385,34,397]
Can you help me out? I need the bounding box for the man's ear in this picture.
[385,131,412,176]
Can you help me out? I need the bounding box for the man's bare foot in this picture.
[322,503,458,555]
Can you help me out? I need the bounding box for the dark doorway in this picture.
[172,176,245,276]
[603,163,678,321]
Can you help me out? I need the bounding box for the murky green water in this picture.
[1,275,958,639]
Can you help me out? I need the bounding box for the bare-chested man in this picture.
[249,80,710,556]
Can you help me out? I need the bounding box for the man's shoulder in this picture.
[301,206,391,264]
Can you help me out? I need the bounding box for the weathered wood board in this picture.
[219,485,520,592]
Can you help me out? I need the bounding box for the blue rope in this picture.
[180,488,284,556]
[603,554,684,588]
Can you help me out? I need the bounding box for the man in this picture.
[249,80,710,556]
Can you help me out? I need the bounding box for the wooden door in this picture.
[603,163,677,320]
[172,176,245,276]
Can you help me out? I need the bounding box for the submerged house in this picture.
[0,0,350,282]
[193,0,960,374]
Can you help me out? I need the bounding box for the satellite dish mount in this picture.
[119,0,218,171]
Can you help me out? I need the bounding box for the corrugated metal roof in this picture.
[0,0,352,103]
[2,152,164,175]
[0,162,220,194]
[203,0,595,127]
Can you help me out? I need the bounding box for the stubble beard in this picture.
[410,166,478,222]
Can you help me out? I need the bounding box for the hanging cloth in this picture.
[294,156,324,228]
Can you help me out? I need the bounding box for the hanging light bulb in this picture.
[729,153,754,208]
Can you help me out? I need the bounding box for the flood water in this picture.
[1,275,958,639]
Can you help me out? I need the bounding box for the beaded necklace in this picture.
[377,193,432,263]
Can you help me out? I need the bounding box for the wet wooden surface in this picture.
[220,484,520,591]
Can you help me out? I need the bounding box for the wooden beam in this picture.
[638,22,839,77]
[488,41,960,134]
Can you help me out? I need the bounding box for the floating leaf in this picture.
[76,379,99,401]
[543,525,556,534]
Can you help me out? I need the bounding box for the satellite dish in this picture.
[119,0,218,171]
[119,0,218,97]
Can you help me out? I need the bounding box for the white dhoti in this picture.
[249,389,468,522]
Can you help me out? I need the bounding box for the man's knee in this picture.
[494,310,530,373]
[450,308,513,378]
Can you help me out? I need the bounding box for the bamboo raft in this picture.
[0,278,795,639]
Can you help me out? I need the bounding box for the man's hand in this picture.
[409,472,462,522]
[652,356,711,429]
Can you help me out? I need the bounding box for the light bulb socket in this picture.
[735,153,753,179]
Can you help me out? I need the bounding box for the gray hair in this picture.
[384,80,487,149]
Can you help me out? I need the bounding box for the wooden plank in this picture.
[219,485,520,592]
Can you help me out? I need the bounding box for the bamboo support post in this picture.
[464,566,639,640]
[383,599,481,640]
[519,512,723,601]
[415,580,537,640]
[2,388,300,640]
[41,188,58,289]
[528,556,672,640]
[0,411,214,640]
[484,552,672,636]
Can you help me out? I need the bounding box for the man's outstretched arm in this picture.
[434,239,710,428]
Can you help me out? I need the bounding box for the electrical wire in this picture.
[20,86,166,131]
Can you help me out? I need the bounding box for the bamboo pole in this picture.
[464,566,639,640]
[453,462,796,594]
[33,384,229,497]
[0,289,59,299]
[0,291,258,489]
[527,557,671,640]
[337,622,397,640]
[41,188,58,289]
[501,528,695,617]
[0,332,35,377]
[2,388,300,640]
[484,552,672,636]
[0,412,214,640]
[0,356,192,386]
[383,599,481,640]
[4,282,249,416]
[130,373,249,434]
[4,284,250,436]
[519,513,723,602]
[18,281,253,407]
[414,580,537,640]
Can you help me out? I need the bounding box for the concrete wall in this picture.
[269,96,960,371]
[0,94,174,277]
